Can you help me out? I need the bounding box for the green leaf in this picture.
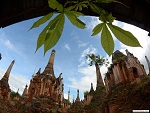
[99,13,116,23]
[107,23,141,47]
[88,3,115,23]
[96,0,117,3]
[106,13,116,23]
[35,26,48,52]
[89,3,105,15]
[96,0,128,7]
[64,9,84,16]
[48,0,63,12]
[65,5,76,11]
[74,5,79,11]
[79,5,82,11]
[101,24,114,56]
[81,3,88,8]
[69,11,84,17]
[49,19,59,30]
[44,13,65,54]
[72,1,88,11]
[35,13,61,52]
[65,11,86,29]
[29,12,54,30]
[92,23,104,36]
[99,10,110,23]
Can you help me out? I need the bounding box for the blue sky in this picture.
[0,15,150,101]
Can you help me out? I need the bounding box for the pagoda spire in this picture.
[1,60,15,82]
[90,83,94,93]
[31,68,35,79]
[145,56,150,75]
[22,85,28,97]
[68,88,70,103]
[36,68,41,75]
[76,89,80,102]
[125,49,134,57]
[42,49,56,76]
[96,63,104,87]
[73,95,75,103]
[0,53,2,60]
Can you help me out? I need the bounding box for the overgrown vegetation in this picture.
[30,0,141,56]
[84,85,106,113]
[86,53,109,67]
[10,91,20,100]
[68,100,84,113]
[84,76,150,113]
[84,91,89,97]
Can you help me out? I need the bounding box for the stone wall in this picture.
[84,94,93,106]
[104,50,147,93]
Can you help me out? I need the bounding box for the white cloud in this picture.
[0,68,30,95]
[70,31,79,40]
[78,45,97,67]
[0,30,21,55]
[69,64,108,93]
[87,17,100,30]
[64,44,70,51]
[4,40,14,50]
[71,31,88,48]
[81,45,97,58]
[0,33,14,50]
[78,61,85,68]
[78,40,88,48]
[69,66,96,92]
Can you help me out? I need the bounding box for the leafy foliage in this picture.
[30,0,141,55]
[30,0,86,54]
[71,0,88,11]
[101,24,114,56]
[84,85,106,113]
[91,23,104,36]
[86,53,109,67]
[96,0,117,3]
[91,10,140,55]
[29,13,54,30]
[107,23,141,47]
[44,13,65,54]
[10,91,20,100]
[65,11,86,29]
[48,0,63,12]
[84,91,89,97]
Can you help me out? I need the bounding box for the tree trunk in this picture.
[95,63,104,87]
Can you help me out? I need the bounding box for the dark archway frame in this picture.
[0,0,150,35]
